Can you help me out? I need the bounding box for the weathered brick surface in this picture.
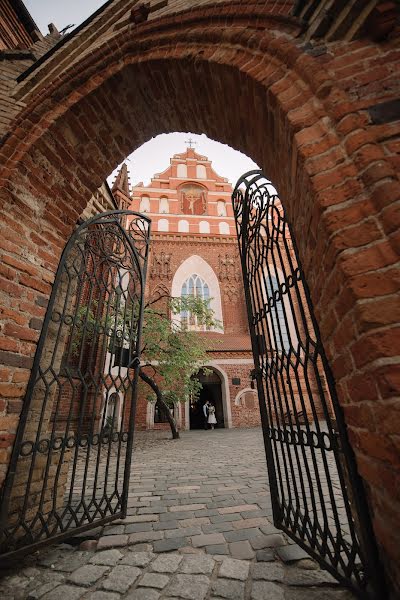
[0,0,399,593]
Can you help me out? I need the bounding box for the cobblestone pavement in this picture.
[0,428,355,599]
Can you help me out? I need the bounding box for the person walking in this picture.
[207,402,217,430]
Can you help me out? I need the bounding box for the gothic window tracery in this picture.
[181,274,210,331]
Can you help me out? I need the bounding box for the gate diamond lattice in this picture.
[232,171,386,599]
[0,210,150,560]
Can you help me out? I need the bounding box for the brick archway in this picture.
[0,2,399,590]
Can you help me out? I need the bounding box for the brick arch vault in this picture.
[0,1,399,590]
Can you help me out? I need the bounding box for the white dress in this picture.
[207,405,217,425]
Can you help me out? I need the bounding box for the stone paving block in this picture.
[41,585,86,600]
[259,522,281,535]
[101,565,141,593]
[295,559,319,570]
[139,573,170,589]
[233,518,269,530]
[85,592,120,600]
[153,520,179,531]
[224,528,261,542]
[129,543,153,552]
[179,554,215,574]
[89,550,123,566]
[212,578,246,599]
[219,505,259,515]
[192,533,226,547]
[169,486,200,492]
[252,533,285,549]
[196,509,219,518]
[138,507,167,514]
[68,564,109,587]
[241,509,268,519]
[126,589,160,600]
[97,535,129,550]
[160,511,195,521]
[126,522,154,534]
[202,522,235,534]
[165,526,202,539]
[179,546,204,554]
[129,501,151,509]
[124,515,159,523]
[275,544,310,562]
[284,567,338,586]
[252,562,284,582]
[120,551,154,567]
[205,544,229,555]
[210,514,242,524]
[251,581,284,600]
[170,503,206,512]
[153,537,187,552]
[128,531,163,544]
[229,541,255,560]
[255,549,275,562]
[178,517,210,528]
[167,574,210,600]
[218,557,250,581]
[150,554,183,573]
[102,525,125,536]
[27,581,63,599]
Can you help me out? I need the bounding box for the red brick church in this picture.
[109,146,261,432]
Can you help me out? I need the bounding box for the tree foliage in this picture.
[139,294,221,438]
[68,292,220,439]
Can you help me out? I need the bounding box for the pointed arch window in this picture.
[181,274,210,331]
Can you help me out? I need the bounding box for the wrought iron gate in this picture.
[0,210,150,560]
[232,171,386,599]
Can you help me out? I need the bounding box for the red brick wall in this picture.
[0,1,399,591]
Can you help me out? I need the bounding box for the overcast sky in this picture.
[24,1,259,188]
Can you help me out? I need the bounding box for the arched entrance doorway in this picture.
[0,1,397,593]
[190,369,225,430]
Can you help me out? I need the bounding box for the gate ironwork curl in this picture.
[232,171,386,599]
[0,210,150,560]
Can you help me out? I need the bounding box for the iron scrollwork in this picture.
[232,171,386,599]
[0,210,150,560]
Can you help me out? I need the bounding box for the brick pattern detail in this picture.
[0,0,399,592]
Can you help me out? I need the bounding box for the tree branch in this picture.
[138,368,179,439]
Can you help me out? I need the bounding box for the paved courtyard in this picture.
[0,428,354,599]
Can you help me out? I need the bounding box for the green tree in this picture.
[139,293,220,439]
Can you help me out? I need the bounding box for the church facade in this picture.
[125,147,260,431]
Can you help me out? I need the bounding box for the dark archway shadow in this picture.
[190,369,225,430]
